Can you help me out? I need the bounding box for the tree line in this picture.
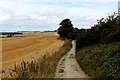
[57,12,120,50]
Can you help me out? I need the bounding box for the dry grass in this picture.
[8,40,72,78]
[2,32,64,78]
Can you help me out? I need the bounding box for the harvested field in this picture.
[2,32,64,77]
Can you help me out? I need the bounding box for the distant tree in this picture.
[57,19,75,39]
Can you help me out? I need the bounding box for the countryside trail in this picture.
[55,40,90,78]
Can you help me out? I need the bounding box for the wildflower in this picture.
[1,70,5,74]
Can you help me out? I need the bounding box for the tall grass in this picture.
[9,40,72,78]
[9,60,40,78]
[76,42,120,79]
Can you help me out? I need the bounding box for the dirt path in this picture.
[55,40,90,78]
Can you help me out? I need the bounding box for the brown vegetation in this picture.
[2,32,64,77]
[9,40,72,78]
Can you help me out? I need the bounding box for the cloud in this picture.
[1,11,61,31]
[0,0,118,31]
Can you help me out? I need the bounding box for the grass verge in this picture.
[76,42,120,79]
[9,39,72,78]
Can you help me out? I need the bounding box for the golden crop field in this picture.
[2,32,64,77]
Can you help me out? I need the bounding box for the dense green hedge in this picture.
[76,13,120,49]
[76,42,120,79]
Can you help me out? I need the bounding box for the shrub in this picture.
[76,42,120,79]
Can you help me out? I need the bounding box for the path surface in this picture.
[55,40,90,78]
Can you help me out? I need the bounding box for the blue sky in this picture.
[0,0,119,32]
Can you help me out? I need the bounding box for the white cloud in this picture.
[0,0,118,31]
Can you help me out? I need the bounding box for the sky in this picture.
[0,0,119,32]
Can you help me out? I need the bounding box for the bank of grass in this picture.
[76,42,120,79]
[9,39,72,78]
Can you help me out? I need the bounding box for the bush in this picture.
[76,32,100,50]
[76,42,120,79]
[104,31,120,43]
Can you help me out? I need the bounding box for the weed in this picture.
[59,69,64,73]
[60,62,64,66]
[69,54,74,58]
[61,66,65,68]
[62,59,65,62]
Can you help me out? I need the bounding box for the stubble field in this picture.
[2,32,64,77]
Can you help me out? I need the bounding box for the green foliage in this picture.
[59,69,64,73]
[76,31,100,49]
[57,19,76,39]
[75,13,120,79]
[76,12,120,49]
[76,42,120,79]
[103,31,120,43]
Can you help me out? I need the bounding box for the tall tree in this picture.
[57,19,75,39]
